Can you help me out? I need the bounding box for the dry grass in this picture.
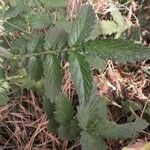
[0,91,60,150]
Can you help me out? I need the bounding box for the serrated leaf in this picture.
[29,11,51,29]
[58,120,80,140]
[39,0,66,8]
[88,20,118,40]
[77,95,107,130]
[44,54,62,103]
[3,17,27,32]
[44,26,68,50]
[68,4,96,46]
[80,131,107,150]
[27,56,43,81]
[95,118,149,139]
[54,95,74,125]
[85,39,150,62]
[68,51,92,105]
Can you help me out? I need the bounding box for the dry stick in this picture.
[140,99,150,118]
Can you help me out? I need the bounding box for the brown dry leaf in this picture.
[122,142,150,150]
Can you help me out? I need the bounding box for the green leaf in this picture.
[88,20,118,40]
[47,118,59,132]
[54,95,74,125]
[77,95,107,130]
[3,17,27,32]
[95,118,149,139]
[58,120,80,140]
[80,131,107,150]
[109,3,125,38]
[0,68,5,79]
[43,99,55,119]
[27,0,37,7]
[0,80,10,94]
[68,4,96,46]
[85,39,150,62]
[0,94,9,107]
[39,0,66,8]
[27,56,43,81]
[10,36,28,55]
[54,17,72,33]
[27,33,41,53]
[44,26,68,50]
[109,3,124,28]
[99,20,118,36]
[43,98,58,132]
[85,54,107,70]
[68,51,92,105]
[29,11,51,29]
[44,54,62,103]
[4,0,25,18]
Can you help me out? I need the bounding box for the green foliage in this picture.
[68,4,96,46]
[4,0,25,18]
[43,98,58,132]
[1,1,149,149]
[44,54,62,103]
[45,26,68,50]
[28,10,51,30]
[3,17,27,32]
[68,51,92,105]
[27,56,43,81]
